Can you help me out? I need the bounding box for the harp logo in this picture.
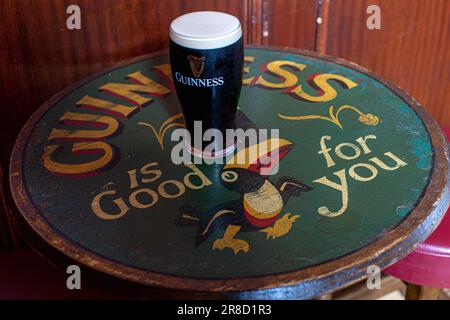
[187,55,205,78]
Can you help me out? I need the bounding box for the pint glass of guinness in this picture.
[169,11,243,157]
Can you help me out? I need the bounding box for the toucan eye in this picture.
[221,170,238,182]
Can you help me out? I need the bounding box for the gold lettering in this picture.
[287,73,358,102]
[127,169,139,189]
[76,95,138,118]
[319,135,335,168]
[49,112,119,140]
[335,143,361,160]
[158,180,186,199]
[356,134,377,154]
[243,56,256,85]
[129,188,159,208]
[153,64,173,84]
[183,164,213,190]
[42,141,114,175]
[253,60,306,89]
[141,162,162,183]
[100,71,170,106]
[92,190,129,220]
[313,169,348,217]
[369,152,408,171]
[349,163,378,182]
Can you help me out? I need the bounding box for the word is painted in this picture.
[91,162,211,220]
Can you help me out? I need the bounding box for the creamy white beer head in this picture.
[170,11,242,49]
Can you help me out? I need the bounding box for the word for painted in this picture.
[313,134,407,217]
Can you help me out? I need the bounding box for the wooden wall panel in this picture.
[320,0,450,127]
[261,0,318,49]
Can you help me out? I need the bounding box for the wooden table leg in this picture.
[405,283,440,300]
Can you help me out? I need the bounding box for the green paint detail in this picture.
[22,48,433,278]
[396,202,414,218]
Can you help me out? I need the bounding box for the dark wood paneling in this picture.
[321,0,450,127]
[247,0,264,44]
[263,0,318,49]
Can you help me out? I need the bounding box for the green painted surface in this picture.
[22,48,433,278]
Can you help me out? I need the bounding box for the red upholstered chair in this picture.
[384,127,450,299]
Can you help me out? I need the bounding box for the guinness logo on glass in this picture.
[187,55,205,78]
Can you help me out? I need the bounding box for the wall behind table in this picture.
[0,0,448,249]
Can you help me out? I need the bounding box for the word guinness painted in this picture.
[42,58,359,176]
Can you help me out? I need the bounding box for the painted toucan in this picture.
[175,136,312,254]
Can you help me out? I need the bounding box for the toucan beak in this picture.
[224,138,294,175]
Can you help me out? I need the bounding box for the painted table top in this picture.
[9,47,450,299]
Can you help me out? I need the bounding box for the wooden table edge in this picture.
[7,46,450,299]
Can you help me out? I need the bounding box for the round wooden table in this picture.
[8,47,450,299]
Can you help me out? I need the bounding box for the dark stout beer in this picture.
[169,11,243,157]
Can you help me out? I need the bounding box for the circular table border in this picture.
[8,46,450,298]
